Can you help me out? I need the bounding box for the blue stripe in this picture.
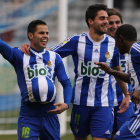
[46,78,55,101]
[94,37,108,106]
[29,53,40,101]
[108,76,114,106]
[80,36,93,105]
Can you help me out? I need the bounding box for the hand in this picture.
[129,91,140,104]
[47,103,68,114]
[118,95,129,113]
[94,62,112,74]
[20,44,30,55]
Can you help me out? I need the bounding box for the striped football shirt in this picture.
[111,54,132,106]
[129,42,140,111]
[51,32,120,107]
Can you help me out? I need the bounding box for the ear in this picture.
[88,18,93,26]
[28,32,33,40]
[119,35,126,43]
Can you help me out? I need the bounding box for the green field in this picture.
[0,104,74,140]
[0,133,74,140]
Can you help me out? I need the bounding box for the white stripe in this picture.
[129,115,140,134]
[87,43,100,106]
[23,54,36,102]
[111,75,118,106]
[133,43,140,51]
[129,55,140,91]
[73,35,85,105]
[101,37,115,106]
[49,51,57,102]
[36,53,48,102]
[132,46,140,53]
[133,117,140,134]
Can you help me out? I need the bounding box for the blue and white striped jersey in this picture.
[51,32,120,107]
[0,39,70,103]
[129,42,140,111]
[111,54,132,106]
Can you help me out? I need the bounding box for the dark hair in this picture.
[85,4,108,28]
[107,8,123,23]
[115,24,137,41]
[27,20,47,40]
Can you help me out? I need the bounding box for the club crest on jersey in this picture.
[105,51,109,59]
[47,61,51,67]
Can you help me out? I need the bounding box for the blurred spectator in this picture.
[114,0,124,10]
[133,0,140,8]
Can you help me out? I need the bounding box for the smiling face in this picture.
[89,10,108,35]
[107,15,122,37]
[28,25,49,51]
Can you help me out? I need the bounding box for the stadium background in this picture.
[0,0,140,139]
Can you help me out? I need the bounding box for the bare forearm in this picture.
[110,69,130,83]
[115,77,129,96]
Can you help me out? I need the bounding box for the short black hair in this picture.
[27,20,47,40]
[85,4,108,28]
[115,24,137,41]
[107,8,123,23]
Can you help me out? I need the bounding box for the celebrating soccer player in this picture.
[95,24,140,140]
[0,20,72,140]
[107,8,134,140]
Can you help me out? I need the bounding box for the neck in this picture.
[89,30,104,42]
[30,43,44,51]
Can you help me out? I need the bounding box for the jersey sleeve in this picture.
[0,39,12,60]
[61,79,72,107]
[55,53,70,82]
[111,46,120,68]
[0,39,22,66]
[51,34,78,58]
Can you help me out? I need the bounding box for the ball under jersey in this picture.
[111,54,132,106]
[129,42,140,111]
[0,39,70,116]
[51,32,120,107]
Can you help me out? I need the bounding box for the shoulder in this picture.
[46,50,62,59]
[130,43,140,56]
[131,43,140,52]
[105,34,115,43]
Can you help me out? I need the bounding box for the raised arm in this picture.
[0,39,12,59]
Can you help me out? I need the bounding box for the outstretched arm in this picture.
[47,79,72,114]
[94,62,130,83]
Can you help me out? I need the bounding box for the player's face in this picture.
[107,15,122,37]
[90,10,108,35]
[115,35,126,54]
[30,25,49,51]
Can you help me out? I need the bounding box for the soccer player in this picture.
[107,8,134,140]
[94,24,140,140]
[0,20,72,140]
[20,4,130,140]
